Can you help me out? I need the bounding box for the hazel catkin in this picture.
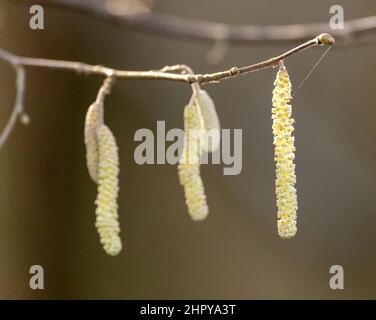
[84,102,103,183]
[178,103,209,221]
[95,124,122,255]
[272,66,298,239]
[194,90,221,153]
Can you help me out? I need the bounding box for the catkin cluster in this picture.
[178,89,221,221]
[272,67,298,239]
[84,97,122,255]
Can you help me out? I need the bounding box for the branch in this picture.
[0,33,334,150]
[0,65,26,149]
[0,34,333,84]
[18,0,376,46]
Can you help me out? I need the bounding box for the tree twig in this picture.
[0,66,25,149]
[17,0,376,46]
[0,33,334,150]
[0,34,333,84]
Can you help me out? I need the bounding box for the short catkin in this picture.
[84,102,103,183]
[194,90,221,153]
[272,66,298,239]
[95,125,122,255]
[178,103,209,221]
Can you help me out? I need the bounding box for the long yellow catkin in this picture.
[272,66,298,239]
[178,103,209,221]
[194,90,221,153]
[84,102,103,183]
[95,125,122,255]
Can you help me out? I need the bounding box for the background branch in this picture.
[17,0,376,46]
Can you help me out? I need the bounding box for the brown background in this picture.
[0,0,375,299]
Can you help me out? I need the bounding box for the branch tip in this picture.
[317,33,335,46]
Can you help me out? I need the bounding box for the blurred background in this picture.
[0,0,375,299]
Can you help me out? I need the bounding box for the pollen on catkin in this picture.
[272,66,298,239]
[84,102,103,183]
[194,90,221,153]
[95,125,122,255]
[178,103,209,221]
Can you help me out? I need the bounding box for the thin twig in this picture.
[19,0,376,46]
[0,34,332,84]
[0,66,25,149]
[0,33,333,150]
